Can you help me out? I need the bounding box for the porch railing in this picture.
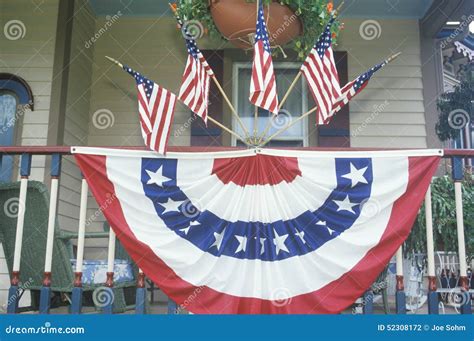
[0,146,472,315]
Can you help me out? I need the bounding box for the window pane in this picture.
[235,66,305,140]
[0,92,17,182]
[0,93,17,146]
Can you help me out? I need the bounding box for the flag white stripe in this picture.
[150,89,167,149]
[307,58,332,116]
[158,93,177,154]
[138,85,153,132]
[147,83,159,115]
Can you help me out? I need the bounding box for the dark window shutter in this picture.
[190,50,224,146]
[318,51,350,147]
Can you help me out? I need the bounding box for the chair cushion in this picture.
[70,259,135,285]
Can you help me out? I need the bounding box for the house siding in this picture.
[338,19,427,148]
[0,0,60,181]
[0,0,60,308]
[87,16,192,148]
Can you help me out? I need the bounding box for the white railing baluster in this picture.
[71,178,89,314]
[103,228,116,314]
[424,185,438,313]
[454,182,468,280]
[43,178,59,273]
[7,154,31,314]
[11,179,28,275]
[39,154,62,314]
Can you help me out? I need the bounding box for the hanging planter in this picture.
[209,0,302,49]
[177,0,342,60]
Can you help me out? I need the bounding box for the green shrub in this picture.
[404,175,473,258]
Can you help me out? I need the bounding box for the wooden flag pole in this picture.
[104,56,251,146]
[260,106,318,147]
[261,51,402,147]
[256,71,301,145]
[105,55,123,68]
[211,77,252,141]
[168,3,251,141]
[256,1,345,145]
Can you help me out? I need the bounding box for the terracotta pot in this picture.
[209,0,302,49]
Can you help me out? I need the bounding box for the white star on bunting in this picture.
[273,230,289,255]
[260,237,266,255]
[327,226,336,236]
[180,227,190,235]
[235,235,248,254]
[160,198,185,214]
[333,196,358,214]
[295,230,306,244]
[211,229,226,251]
[146,166,171,187]
[342,164,368,188]
[180,220,200,235]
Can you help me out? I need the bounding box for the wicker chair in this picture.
[0,181,136,313]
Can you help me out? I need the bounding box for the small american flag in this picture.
[330,60,387,116]
[124,66,177,155]
[301,16,341,125]
[178,21,214,124]
[249,3,279,115]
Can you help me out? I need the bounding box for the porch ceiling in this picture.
[87,0,435,19]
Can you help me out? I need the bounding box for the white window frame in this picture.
[231,62,309,147]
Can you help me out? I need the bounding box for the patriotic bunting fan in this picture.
[74,147,441,314]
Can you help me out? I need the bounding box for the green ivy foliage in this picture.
[177,0,341,60]
[404,176,473,258]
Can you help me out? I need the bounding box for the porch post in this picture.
[135,269,146,314]
[451,157,471,314]
[102,229,116,314]
[395,246,406,314]
[424,185,439,314]
[71,178,88,314]
[7,153,31,314]
[39,154,62,314]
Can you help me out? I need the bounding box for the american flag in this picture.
[177,16,214,124]
[124,66,177,155]
[301,16,341,125]
[249,3,279,115]
[330,60,387,115]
